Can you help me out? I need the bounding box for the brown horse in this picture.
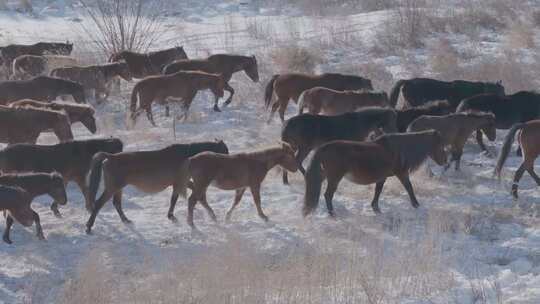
[298,87,389,115]
[1,41,73,77]
[0,138,124,215]
[51,62,132,103]
[265,73,373,123]
[0,76,86,105]
[85,140,229,234]
[188,143,297,229]
[395,100,453,132]
[0,173,67,243]
[12,54,78,80]
[0,185,41,244]
[108,46,187,79]
[130,71,226,126]
[281,108,397,184]
[0,105,73,144]
[494,121,540,199]
[163,54,259,111]
[407,112,496,170]
[303,130,447,217]
[9,99,97,134]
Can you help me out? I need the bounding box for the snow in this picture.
[1,1,540,303]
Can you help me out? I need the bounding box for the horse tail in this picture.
[130,82,140,117]
[494,123,526,179]
[265,74,279,109]
[303,149,324,217]
[389,79,406,108]
[87,152,112,210]
[297,89,307,115]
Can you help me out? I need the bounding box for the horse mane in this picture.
[54,102,95,115]
[409,100,451,112]
[455,111,494,120]
[0,171,63,182]
[0,104,66,117]
[376,130,439,173]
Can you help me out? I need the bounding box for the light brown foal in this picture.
[188,143,298,230]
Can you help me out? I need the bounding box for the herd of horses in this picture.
[0,41,539,244]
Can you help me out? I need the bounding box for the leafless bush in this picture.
[244,16,276,42]
[270,44,323,73]
[427,38,460,79]
[78,0,168,57]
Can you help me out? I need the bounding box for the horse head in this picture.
[244,55,259,83]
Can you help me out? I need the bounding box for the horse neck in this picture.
[250,148,284,170]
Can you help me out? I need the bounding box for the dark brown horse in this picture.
[51,62,132,103]
[0,76,86,105]
[495,120,540,199]
[457,91,540,154]
[389,78,504,108]
[108,46,187,79]
[9,100,97,134]
[265,73,373,123]
[163,54,259,111]
[0,185,41,244]
[85,140,229,234]
[12,55,78,80]
[1,41,73,77]
[0,173,67,240]
[130,71,226,125]
[407,112,496,170]
[395,100,453,132]
[281,108,397,184]
[188,143,297,230]
[0,138,123,215]
[303,130,447,217]
[0,105,73,144]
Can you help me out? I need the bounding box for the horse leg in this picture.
[181,93,196,121]
[396,173,420,209]
[278,100,288,123]
[75,178,92,213]
[371,179,387,214]
[198,193,217,223]
[250,184,268,222]
[167,190,180,222]
[85,188,116,234]
[296,147,310,175]
[516,146,523,157]
[267,101,280,124]
[112,191,131,224]
[512,163,526,199]
[476,130,488,153]
[146,106,157,127]
[226,188,246,222]
[2,215,14,244]
[224,82,235,106]
[526,166,540,186]
[324,177,340,217]
[187,193,199,229]
[32,211,45,240]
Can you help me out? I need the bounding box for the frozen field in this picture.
[1,1,540,303]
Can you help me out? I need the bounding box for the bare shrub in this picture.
[244,16,276,42]
[337,60,395,91]
[426,5,506,37]
[78,0,168,57]
[504,19,536,49]
[270,44,323,73]
[427,38,461,79]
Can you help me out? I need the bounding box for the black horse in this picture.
[457,91,540,153]
[389,78,505,108]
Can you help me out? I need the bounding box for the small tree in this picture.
[79,0,167,57]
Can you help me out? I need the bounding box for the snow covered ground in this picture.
[1,1,540,303]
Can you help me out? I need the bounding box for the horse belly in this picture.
[211,173,249,190]
[345,171,386,185]
[127,173,173,193]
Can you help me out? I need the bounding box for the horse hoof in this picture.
[122,218,133,224]
[168,215,178,223]
[85,227,92,235]
[3,237,12,244]
[260,215,269,222]
[38,234,46,241]
[213,106,222,112]
[53,212,62,219]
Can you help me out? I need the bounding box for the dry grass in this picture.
[427,37,460,79]
[270,44,323,74]
[504,19,536,49]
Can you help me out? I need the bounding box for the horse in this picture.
[12,54,78,80]
[0,105,73,144]
[51,62,132,103]
[281,108,398,184]
[130,71,226,126]
[395,100,453,133]
[187,143,297,230]
[0,138,123,215]
[407,112,496,170]
[108,46,187,79]
[0,173,67,233]
[265,73,373,123]
[303,130,447,217]
[0,185,42,244]
[456,91,540,153]
[298,87,389,115]
[9,100,97,134]
[163,54,259,111]
[494,120,540,199]
[1,41,73,77]
[85,140,229,234]
[0,76,86,105]
[389,78,505,109]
